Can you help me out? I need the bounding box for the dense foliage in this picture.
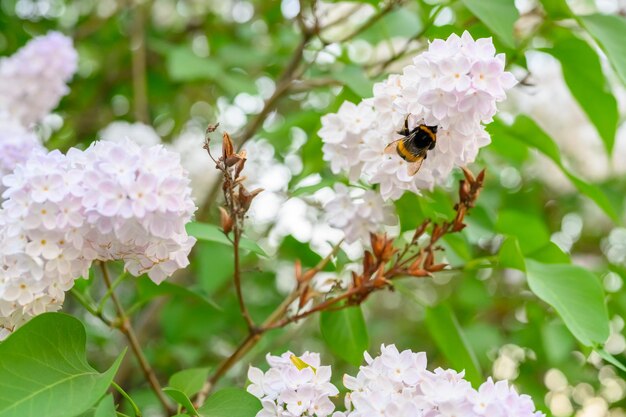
[1,1,626,417]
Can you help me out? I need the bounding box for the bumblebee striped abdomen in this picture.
[396,140,423,162]
[384,119,438,176]
[395,124,437,161]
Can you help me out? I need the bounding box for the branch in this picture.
[232,217,255,331]
[194,168,484,407]
[367,3,447,76]
[194,241,343,406]
[196,29,313,221]
[333,0,405,44]
[99,262,174,415]
[131,2,149,123]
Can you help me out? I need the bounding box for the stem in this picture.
[99,262,174,415]
[112,381,143,417]
[97,270,128,313]
[70,288,113,326]
[194,241,343,406]
[233,229,255,331]
[369,3,447,76]
[131,1,149,123]
[196,34,310,220]
[335,0,405,43]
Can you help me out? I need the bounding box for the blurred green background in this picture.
[2,0,626,416]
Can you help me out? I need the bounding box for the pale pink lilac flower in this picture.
[323,184,397,243]
[250,346,544,417]
[0,116,45,194]
[0,139,196,339]
[0,32,78,127]
[343,345,544,417]
[319,32,516,200]
[247,351,340,417]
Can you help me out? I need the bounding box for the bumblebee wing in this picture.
[384,139,401,155]
[407,155,425,176]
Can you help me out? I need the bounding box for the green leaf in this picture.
[195,241,234,295]
[538,0,572,19]
[442,233,473,264]
[461,0,519,48]
[169,367,211,398]
[544,37,618,153]
[186,222,266,256]
[489,116,619,221]
[163,388,199,416]
[496,210,550,254]
[596,348,626,373]
[94,395,117,417]
[334,65,374,98]
[580,14,626,86]
[0,313,124,417]
[320,306,369,365]
[498,236,526,270]
[75,395,118,417]
[197,388,261,417]
[424,304,483,386]
[290,178,337,197]
[527,241,571,264]
[526,260,610,346]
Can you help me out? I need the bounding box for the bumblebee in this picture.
[384,116,438,176]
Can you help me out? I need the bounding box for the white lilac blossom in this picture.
[342,344,544,417]
[319,32,516,200]
[0,140,196,338]
[249,346,545,417]
[247,351,340,417]
[323,184,396,243]
[0,32,78,127]
[0,116,45,193]
[99,121,162,147]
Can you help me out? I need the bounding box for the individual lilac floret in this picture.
[339,344,544,417]
[319,32,516,200]
[0,116,45,193]
[0,32,78,126]
[247,351,340,417]
[323,183,397,243]
[0,139,196,339]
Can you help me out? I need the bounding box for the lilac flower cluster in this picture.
[319,32,516,201]
[340,344,544,417]
[323,184,396,243]
[0,32,78,194]
[247,351,340,417]
[0,140,196,338]
[0,117,45,193]
[248,346,545,417]
[0,32,78,127]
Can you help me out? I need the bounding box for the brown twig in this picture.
[194,240,344,406]
[196,0,408,220]
[99,262,174,415]
[205,129,262,333]
[194,167,485,407]
[268,168,485,328]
